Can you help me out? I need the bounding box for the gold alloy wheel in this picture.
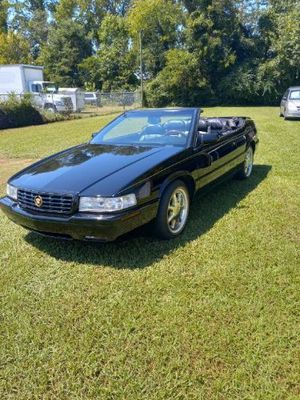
[167,186,189,234]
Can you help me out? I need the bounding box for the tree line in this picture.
[0,0,299,106]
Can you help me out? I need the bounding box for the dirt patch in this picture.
[0,157,36,165]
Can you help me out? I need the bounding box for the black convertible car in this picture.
[0,108,258,241]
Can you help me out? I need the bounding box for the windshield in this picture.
[290,90,300,100]
[43,82,57,93]
[91,110,195,147]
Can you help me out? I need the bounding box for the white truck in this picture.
[0,64,74,113]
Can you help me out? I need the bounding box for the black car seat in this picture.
[199,119,224,133]
[206,118,226,131]
[198,119,209,132]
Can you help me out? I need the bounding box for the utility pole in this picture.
[139,30,144,108]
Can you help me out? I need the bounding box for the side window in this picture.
[31,84,42,93]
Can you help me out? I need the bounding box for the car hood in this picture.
[10,143,181,195]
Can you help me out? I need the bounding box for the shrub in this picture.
[41,110,77,123]
[0,94,44,129]
[0,94,78,130]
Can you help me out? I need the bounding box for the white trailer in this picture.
[0,64,72,113]
[58,88,85,112]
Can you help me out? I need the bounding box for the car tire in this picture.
[154,180,190,240]
[45,105,57,113]
[236,146,254,180]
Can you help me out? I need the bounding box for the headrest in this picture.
[198,119,208,132]
[164,120,186,131]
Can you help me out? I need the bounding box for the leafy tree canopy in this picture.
[0,31,32,64]
[0,0,299,105]
[79,14,137,90]
[39,19,92,86]
[128,0,184,77]
[0,0,8,33]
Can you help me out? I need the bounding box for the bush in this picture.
[0,94,78,130]
[0,94,44,129]
[41,110,76,123]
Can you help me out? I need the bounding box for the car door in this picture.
[192,123,246,190]
[30,83,43,109]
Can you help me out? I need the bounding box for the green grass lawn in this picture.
[0,107,299,399]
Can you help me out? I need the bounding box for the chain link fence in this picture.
[83,90,142,115]
[99,91,141,107]
[0,90,142,116]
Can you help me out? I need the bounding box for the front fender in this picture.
[159,171,196,199]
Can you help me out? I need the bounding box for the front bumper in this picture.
[285,110,300,118]
[0,197,158,241]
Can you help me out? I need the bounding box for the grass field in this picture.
[0,107,299,399]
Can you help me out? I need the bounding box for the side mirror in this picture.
[91,132,97,139]
[197,132,220,145]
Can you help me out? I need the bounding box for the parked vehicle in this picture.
[58,88,85,112]
[0,64,72,113]
[84,92,100,106]
[280,87,300,119]
[0,108,259,241]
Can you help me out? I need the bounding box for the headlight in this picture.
[6,184,18,200]
[79,194,137,212]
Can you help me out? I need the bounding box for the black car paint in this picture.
[0,108,258,241]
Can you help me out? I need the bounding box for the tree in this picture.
[0,32,32,64]
[54,0,132,46]
[181,0,253,102]
[256,4,300,102]
[1,0,298,106]
[146,49,209,106]
[10,0,49,59]
[235,0,268,28]
[39,19,92,86]
[128,0,184,78]
[0,0,8,33]
[186,1,248,76]
[79,14,137,90]
[54,0,77,21]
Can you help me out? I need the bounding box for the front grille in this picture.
[18,189,74,214]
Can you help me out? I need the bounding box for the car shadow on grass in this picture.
[25,164,271,269]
